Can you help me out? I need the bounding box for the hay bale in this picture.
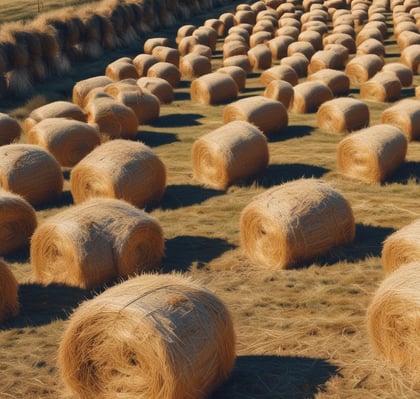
[247,44,272,71]
[0,260,19,323]
[105,58,139,81]
[332,24,356,39]
[356,27,384,46]
[397,30,420,50]
[178,36,200,56]
[152,46,180,67]
[147,61,181,88]
[143,37,171,54]
[240,178,355,269]
[337,124,408,183]
[360,71,402,102]
[222,54,253,75]
[381,99,420,141]
[267,36,294,60]
[307,69,350,96]
[290,81,334,113]
[260,64,298,87]
[249,31,273,48]
[344,54,384,85]
[235,9,257,25]
[191,44,212,59]
[72,76,114,108]
[382,220,420,274]
[280,53,309,78]
[190,72,238,105]
[176,24,196,45]
[366,261,420,375]
[287,41,315,60]
[223,95,288,136]
[382,62,413,87]
[70,139,166,208]
[263,79,294,108]
[27,118,101,167]
[217,66,246,91]
[298,30,323,51]
[323,43,349,65]
[179,53,212,78]
[57,273,235,398]
[192,120,268,189]
[301,20,329,36]
[132,54,159,77]
[356,38,385,57]
[136,76,174,104]
[323,33,356,53]
[219,12,235,36]
[308,50,344,74]
[0,143,63,205]
[400,44,420,73]
[0,113,21,145]
[31,198,164,288]
[193,26,217,52]
[0,189,37,256]
[222,40,249,59]
[275,26,300,40]
[316,97,369,133]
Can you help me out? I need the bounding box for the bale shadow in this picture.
[269,124,315,142]
[149,112,204,127]
[2,245,30,264]
[163,235,235,272]
[174,91,191,101]
[34,190,74,212]
[386,161,420,184]
[136,130,179,147]
[211,355,339,399]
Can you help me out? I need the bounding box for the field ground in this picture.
[2,1,420,398]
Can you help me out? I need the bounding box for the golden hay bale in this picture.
[31,198,164,288]
[366,261,420,375]
[57,273,235,399]
[176,24,196,44]
[364,20,388,38]
[287,41,315,60]
[85,97,138,140]
[323,43,349,65]
[143,37,171,54]
[267,36,294,60]
[344,54,384,85]
[301,20,329,36]
[280,53,309,78]
[151,46,180,67]
[394,21,419,39]
[205,18,225,37]
[247,44,272,71]
[146,61,181,88]
[137,76,174,104]
[275,26,300,40]
[263,79,294,108]
[70,139,166,208]
[227,26,250,42]
[323,33,356,54]
[0,144,63,205]
[336,124,408,183]
[0,260,19,323]
[252,19,276,35]
[193,26,217,52]
[191,44,212,59]
[190,72,238,105]
[307,69,350,97]
[179,53,212,78]
[132,54,159,77]
[216,66,246,91]
[222,54,253,75]
[278,16,301,30]
[400,44,420,73]
[381,62,413,87]
[332,24,356,39]
[316,97,369,133]
[219,12,235,36]
[105,58,139,81]
[290,81,333,113]
[356,38,385,57]
[360,71,402,102]
[192,120,268,189]
[222,40,249,59]
[235,9,257,25]
[249,31,273,48]
[381,220,420,274]
[223,95,288,136]
[307,50,344,74]
[298,29,323,51]
[0,113,21,145]
[27,118,101,167]
[380,99,420,141]
[397,30,420,50]
[0,189,37,256]
[72,76,114,108]
[240,178,355,269]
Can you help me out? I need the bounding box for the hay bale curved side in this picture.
[190,72,238,105]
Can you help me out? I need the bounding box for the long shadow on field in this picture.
[149,112,204,127]
[136,130,179,147]
[34,190,74,212]
[163,235,235,272]
[211,355,339,399]
[386,161,420,184]
[269,124,314,142]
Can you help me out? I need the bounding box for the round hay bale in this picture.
[136,76,174,104]
[381,98,420,141]
[366,261,420,375]
[267,36,294,60]
[298,30,323,51]
[0,260,19,323]
[280,53,309,78]
[253,19,276,35]
[147,61,181,88]
[323,33,356,54]
[222,55,253,75]
[0,143,63,205]
[0,113,21,145]
[356,38,386,57]
[192,120,269,189]
[191,44,212,59]
[177,35,201,56]
[105,58,139,81]
[278,16,301,30]
[332,24,356,39]
[193,26,217,52]
[360,71,402,102]
[228,26,250,41]
[240,178,355,269]
[0,189,37,256]
[71,139,166,208]
[151,46,180,67]
[290,81,334,113]
[27,118,101,167]
[249,31,273,48]
[397,30,420,50]
[179,53,212,78]
[219,12,235,36]
[301,20,329,36]
[307,69,350,96]
[176,24,196,44]
[222,40,249,59]
[337,124,408,183]
[275,26,300,40]
[316,97,369,133]
[132,54,159,77]
[31,198,164,288]
[344,54,384,85]
[57,273,235,398]
[247,44,272,71]
[263,79,294,108]
[190,72,238,105]
[235,9,257,25]
[382,220,420,274]
[323,43,349,65]
[85,97,138,140]
[217,66,247,91]
[287,41,315,60]
[223,95,288,136]
[395,21,419,39]
[72,76,114,108]
[382,62,413,87]
[308,50,345,74]
[400,44,420,73]
[143,37,171,54]
[204,18,225,37]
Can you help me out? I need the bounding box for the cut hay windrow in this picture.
[190,72,238,105]
[71,139,166,208]
[263,79,294,108]
[344,54,384,85]
[382,219,420,274]
[280,53,309,78]
[222,54,253,75]
[382,62,413,87]
[336,124,408,184]
[0,113,21,145]
[400,44,420,73]
[179,53,212,78]
[105,58,139,81]
[260,64,299,86]
[267,36,294,60]
[247,44,272,71]
[360,71,402,102]
[216,66,246,91]
[132,54,160,77]
[72,75,114,108]
[0,143,63,206]
[31,198,164,289]
[27,118,101,167]
[152,45,180,67]
[0,260,19,323]
[316,97,370,133]
[240,178,355,269]
[147,61,181,88]
[223,95,288,136]
[0,189,37,256]
[290,81,334,113]
[192,120,269,190]
[58,273,235,399]
[137,76,174,104]
[307,69,350,97]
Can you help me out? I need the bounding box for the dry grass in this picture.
[1,1,420,399]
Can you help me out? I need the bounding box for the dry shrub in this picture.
[367,261,420,377]
[247,44,272,71]
[316,97,369,133]
[382,62,413,87]
[192,120,269,189]
[0,113,21,145]
[190,72,238,105]
[179,53,212,78]
[85,97,139,140]
[105,58,139,81]
[263,79,294,108]
[280,53,309,78]
[71,139,166,208]
[143,37,171,54]
[152,46,180,67]
[382,220,420,274]
[0,260,19,323]
[290,81,333,113]
[176,24,196,44]
[0,189,37,256]
[216,66,246,91]
[147,61,181,88]
[400,44,420,73]
[307,50,344,74]
[344,54,384,85]
[222,54,253,75]
[323,32,356,53]
[381,98,420,141]
[223,95,288,136]
[307,69,350,97]
[260,64,298,86]
[57,273,235,398]
[0,143,63,205]
[356,38,385,57]
[267,36,294,60]
[72,76,114,108]
[137,76,174,104]
[240,178,355,269]
[27,118,101,167]
[360,71,402,102]
[337,124,407,183]
[31,198,164,288]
